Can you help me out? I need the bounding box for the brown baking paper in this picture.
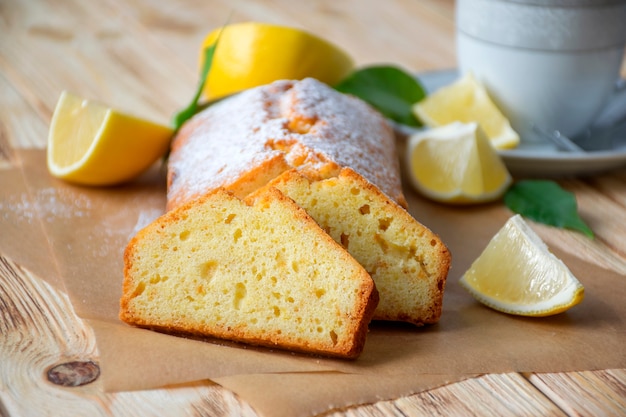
[1,150,625,417]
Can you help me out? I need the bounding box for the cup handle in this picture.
[592,78,626,130]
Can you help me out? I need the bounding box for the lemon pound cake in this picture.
[260,168,450,325]
[166,77,406,210]
[120,187,378,359]
[166,78,451,326]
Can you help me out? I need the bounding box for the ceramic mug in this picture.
[456,0,626,146]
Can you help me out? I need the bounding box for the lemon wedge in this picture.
[200,22,354,100]
[47,91,173,186]
[413,73,520,149]
[406,122,512,204]
[460,214,585,317]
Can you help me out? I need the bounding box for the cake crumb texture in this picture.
[120,187,378,358]
[262,168,450,325]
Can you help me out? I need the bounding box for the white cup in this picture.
[456,0,626,146]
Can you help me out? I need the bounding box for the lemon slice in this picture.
[200,22,354,100]
[47,91,173,186]
[460,214,585,317]
[413,73,520,149]
[406,121,512,204]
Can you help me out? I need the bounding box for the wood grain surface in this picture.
[1,0,625,416]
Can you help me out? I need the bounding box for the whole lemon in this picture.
[200,22,354,100]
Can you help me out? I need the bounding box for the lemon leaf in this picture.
[334,65,426,127]
[172,38,219,131]
[504,180,594,238]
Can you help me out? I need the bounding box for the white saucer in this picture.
[417,69,626,177]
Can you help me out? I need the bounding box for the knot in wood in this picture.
[47,360,100,387]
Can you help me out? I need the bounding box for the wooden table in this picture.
[1,1,625,415]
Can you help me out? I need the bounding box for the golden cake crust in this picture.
[167,78,406,211]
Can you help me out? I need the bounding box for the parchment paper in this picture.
[1,150,625,417]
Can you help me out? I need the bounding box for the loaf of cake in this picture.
[165,78,450,325]
[166,78,406,210]
[120,186,378,358]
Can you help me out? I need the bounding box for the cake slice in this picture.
[261,168,451,325]
[120,186,378,358]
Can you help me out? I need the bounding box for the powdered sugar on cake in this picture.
[167,78,405,210]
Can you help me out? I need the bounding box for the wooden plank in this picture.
[587,171,626,207]
[526,370,626,416]
[105,0,456,72]
[0,0,193,126]
[328,373,567,417]
[0,72,48,151]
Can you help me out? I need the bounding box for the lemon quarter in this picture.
[47,91,173,186]
[413,73,520,149]
[406,122,512,204]
[200,22,354,100]
[460,214,585,317]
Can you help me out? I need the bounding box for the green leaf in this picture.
[334,65,426,127]
[504,180,594,238]
[171,36,220,131]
